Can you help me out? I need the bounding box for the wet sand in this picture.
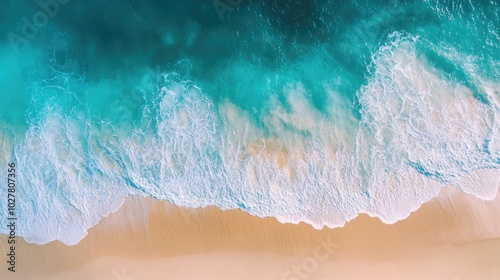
[1,186,499,280]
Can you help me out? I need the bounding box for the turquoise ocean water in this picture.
[0,0,499,244]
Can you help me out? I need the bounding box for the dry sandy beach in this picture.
[1,186,499,280]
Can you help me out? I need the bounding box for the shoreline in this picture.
[1,186,500,279]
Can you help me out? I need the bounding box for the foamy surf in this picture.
[1,30,499,245]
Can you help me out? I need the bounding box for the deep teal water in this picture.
[0,1,498,128]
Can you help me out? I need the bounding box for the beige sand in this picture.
[1,186,499,280]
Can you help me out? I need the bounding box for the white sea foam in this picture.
[0,32,499,245]
[6,110,129,245]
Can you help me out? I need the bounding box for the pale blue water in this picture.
[0,0,499,245]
